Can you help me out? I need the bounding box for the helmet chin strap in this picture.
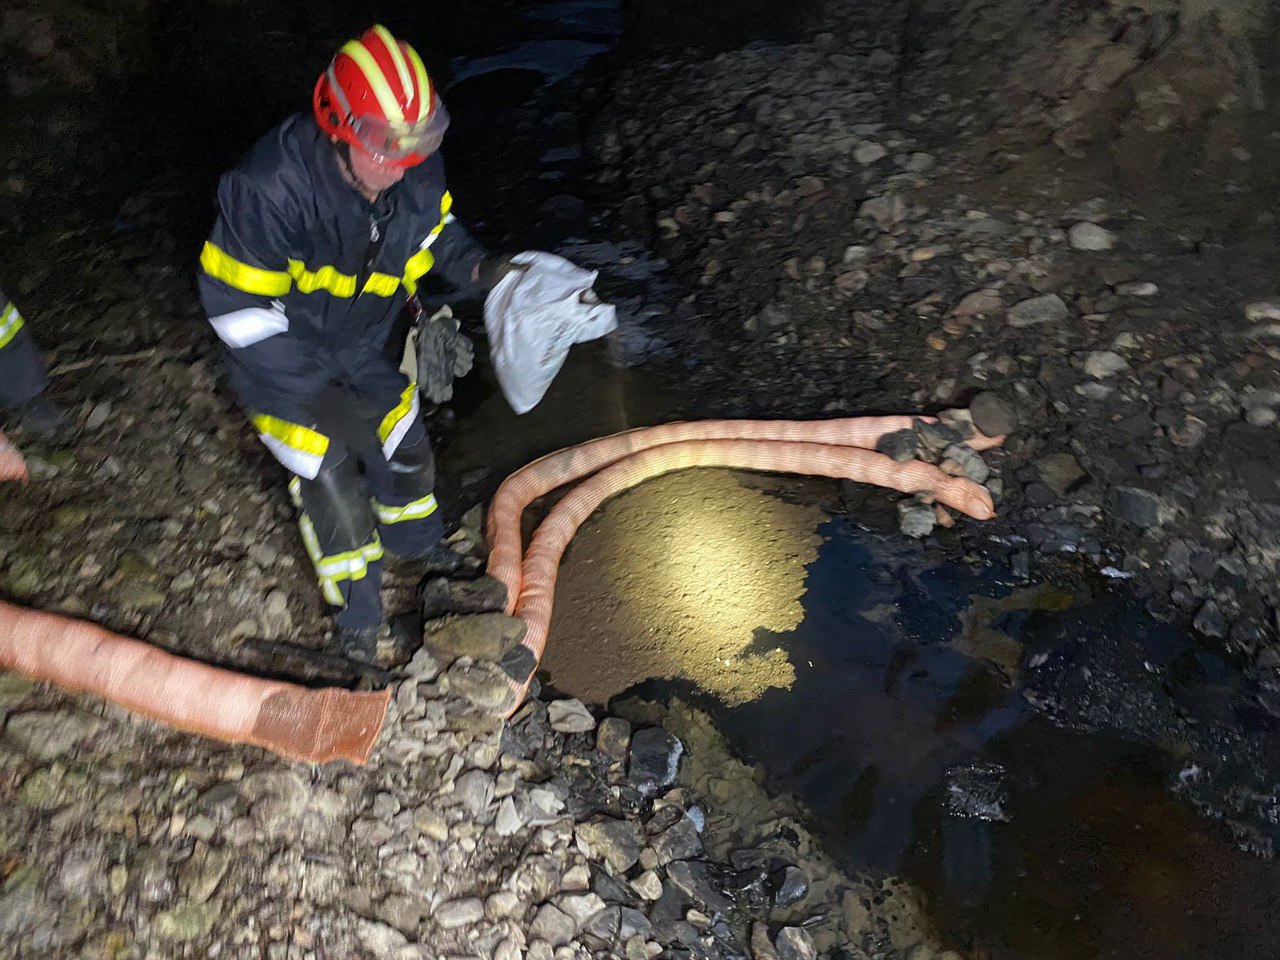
[334,141,381,202]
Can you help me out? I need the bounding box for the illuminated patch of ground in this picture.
[544,469,824,704]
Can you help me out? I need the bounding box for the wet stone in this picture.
[1085,350,1129,379]
[632,870,663,901]
[444,660,518,714]
[425,612,526,662]
[941,444,990,484]
[875,429,918,463]
[653,815,703,865]
[1036,453,1087,496]
[628,727,683,796]
[1007,293,1069,328]
[420,574,508,619]
[751,922,780,960]
[576,818,644,873]
[665,860,733,914]
[769,865,809,908]
[775,926,817,960]
[1068,221,1116,251]
[914,420,964,460]
[548,698,596,734]
[1194,600,1229,639]
[897,500,935,539]
[1108,486,1162,528]
[596,716,632,761]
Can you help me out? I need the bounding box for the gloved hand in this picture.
[416,306,475,404]
[473,253,531,292]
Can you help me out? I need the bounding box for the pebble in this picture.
[970,392,1016,436]
[1246,406,1277,427]
[1115,281,1158,296]
[853,141,887,165]
[1068,221,1116,250]
[425,612,527,662]
[1084,350,1130,379]
[952,289,1002,317]
[548,698,597,733]
[875,429,918,462]
[898,500,936,539]
[1194,600,1229,638]
[1109,486,1163,528]
[596,717,632,761]
[1243,300,1280,322]
[576,818,643,873]
[628,728,684,795]
[1007,293,1069,327]
[632,871,664,901]
[5,709,100,761]
[775,927,818,960]
[435,897,485,930]
[529,903,577,946]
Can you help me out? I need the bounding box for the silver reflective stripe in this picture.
[259,433,322,479]
[418,213,454,250]
[373,493,438,524]
[381,389,420,459]
[209,304,289,348]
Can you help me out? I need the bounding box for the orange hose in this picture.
[503,437,996,711]
[0,429,28,482]
[486,416,1000,614]
[0,601,388,764]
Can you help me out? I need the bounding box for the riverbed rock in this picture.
[5,709,100,760]
[577,818,644,873]
[597,717,632,761]
[1007,293,1068,327]
[629,728,683,795]
[436,897,485,930]
[898,500,936,539]
[548,698,597,734]
[970,392,1016,436]
[420,575,508,619]
[425,612,526,662]
[1108,487,1163,528]
[1085,350,1129,379]
[775,926,817,960]
[1068,222,1116,250]
[875,429,918,462]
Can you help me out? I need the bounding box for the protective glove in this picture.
[474,253,531,292]
[416,305,475,405]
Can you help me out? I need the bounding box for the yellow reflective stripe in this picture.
[298,515,384,606]
[285,261,400,298]
[373,493,438,525]
[364,272,402,297]
[0,305,24,351]
[440,191,453,217]
[251,414,329,457]
[406,45,433,109]
[378,383,417,444]
[200,242,293,297]
[402,248,436,293]
[288,260,356,297]
[372,25,414,108]
[341,39,404,123]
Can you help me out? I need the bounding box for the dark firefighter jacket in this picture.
[196,113,486,426]
[0,286,51,408]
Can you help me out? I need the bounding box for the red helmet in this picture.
[313,25,450,168]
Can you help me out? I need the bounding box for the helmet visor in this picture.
[351,96,450,162]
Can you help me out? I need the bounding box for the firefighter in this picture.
[0,285,67,437]
[198,25,510,660]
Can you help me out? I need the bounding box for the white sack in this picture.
[483,251,618,414]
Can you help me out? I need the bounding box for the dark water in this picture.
[443,5,1280,958]
[667,520,1280,959]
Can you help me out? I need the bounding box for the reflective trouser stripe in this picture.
[252,414,329,480]
[289,478,384,607]
[378,383,420,459]
[373,493,438,524]
[0,304,25,351]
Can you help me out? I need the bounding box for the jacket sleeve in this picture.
[403,184,490,299]
[198,173,328,407]
[198,170,296,350]
[0,287,50,407]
